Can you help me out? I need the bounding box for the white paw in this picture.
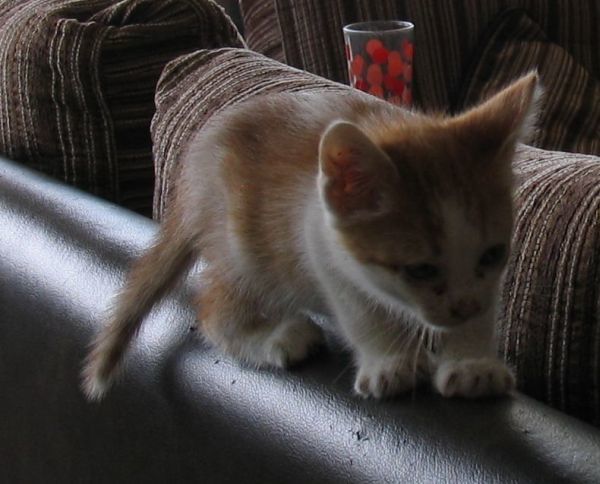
[434,358,515,398]
[255,317,324,368]
[354,357,417,399]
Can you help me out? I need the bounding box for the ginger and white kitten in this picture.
[82,72,540,401]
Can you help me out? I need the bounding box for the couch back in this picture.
[240,0,600,111]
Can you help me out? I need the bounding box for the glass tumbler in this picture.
[343,20,415,106]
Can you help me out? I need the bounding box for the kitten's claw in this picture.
[434,358,515,398]
[354,358,417,399]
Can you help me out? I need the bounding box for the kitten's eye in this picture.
[404,263,440,281]
[479,244,507,268]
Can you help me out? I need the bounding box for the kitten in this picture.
[82,72,540,401]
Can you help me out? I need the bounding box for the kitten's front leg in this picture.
[353,347,427,399]
[433,312,515,398]
[329,290,428,399]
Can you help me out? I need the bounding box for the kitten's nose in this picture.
[450,299,482,321]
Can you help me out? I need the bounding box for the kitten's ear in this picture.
[456,71,542,154]
[318,121,397,221]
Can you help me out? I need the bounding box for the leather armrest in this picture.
[1,156,599,483]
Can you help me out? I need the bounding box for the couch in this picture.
[1,0,599,482]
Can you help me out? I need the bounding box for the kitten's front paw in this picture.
[354,358,418,399]
[434,358,515,398]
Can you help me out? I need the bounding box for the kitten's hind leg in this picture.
[198,276,324,368]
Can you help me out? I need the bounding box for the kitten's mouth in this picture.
[421,304,493,331]
[426,320,465,332]
[419,312,469,331]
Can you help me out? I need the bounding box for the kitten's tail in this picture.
[81,215,197,401]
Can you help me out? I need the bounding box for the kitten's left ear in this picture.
[318,121,397,222]
[456,71,543,154]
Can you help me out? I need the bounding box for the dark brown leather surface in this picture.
[1,155,599,483]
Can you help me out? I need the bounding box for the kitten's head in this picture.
[318,73,540,330]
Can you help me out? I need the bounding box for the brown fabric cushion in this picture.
[456,9,600,156]
[152,48,600,426]
[503,145,600,425]
[0,0,244,216]
[241,0,600,113]
[239,0,284,62]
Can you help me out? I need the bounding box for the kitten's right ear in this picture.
[318,121,397,221]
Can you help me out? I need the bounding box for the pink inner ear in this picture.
[324,149,380,216]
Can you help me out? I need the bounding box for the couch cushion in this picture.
[151,48,347,218]
[503,145,600,425]
[0,0,244,216]
[152,47,600,426]
[456,9,600,156]
[239,0,284,62]
[240,0,600,113]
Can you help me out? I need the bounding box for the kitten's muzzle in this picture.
[449,299,482,322]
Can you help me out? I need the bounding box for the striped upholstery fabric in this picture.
[152,48,347,218]
[240,1,600,115]
[0,0,244,216]
[504,146,600,425]
[456,9,600,156]
[238,0,284,61]
[152,48,600,425]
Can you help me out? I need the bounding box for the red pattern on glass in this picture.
[351,54,365,77]
[366,39,384,57]
[387,51,404,77]
[402,39,414,60]
[372,47,389,64]
[369,85,384,97]
[366,64,383,86]
[355,79,369,92]
[347,35,414,107]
